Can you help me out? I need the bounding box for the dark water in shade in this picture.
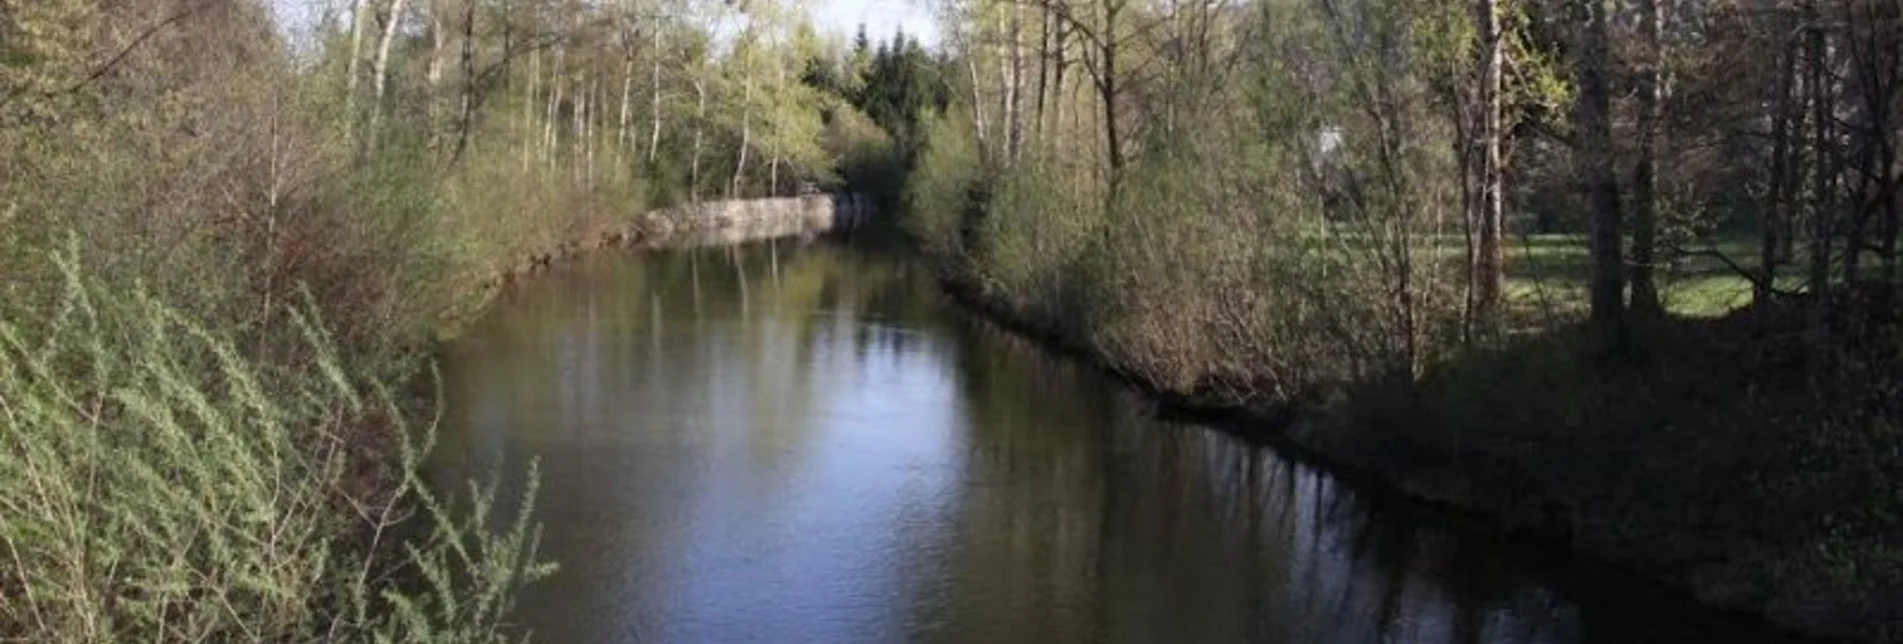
[433,242,1794,644]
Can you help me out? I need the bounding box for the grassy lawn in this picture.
[1503,233,1785,320]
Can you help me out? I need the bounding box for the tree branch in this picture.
[59,0,217,97]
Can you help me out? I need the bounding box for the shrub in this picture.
[823,105,903,207]
[0,249,552,642]
[973,151,1103,315]
[902,111,982,264]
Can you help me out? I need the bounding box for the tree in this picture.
[1572,0,1626,339]
[1472,0,1508,330]
[1627,0,1666,317]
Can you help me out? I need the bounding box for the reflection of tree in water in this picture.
[919,315,1770,643]
[437,241,1804,644]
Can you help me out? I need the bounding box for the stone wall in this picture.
[494,193,873,286]
[644,193,874,246]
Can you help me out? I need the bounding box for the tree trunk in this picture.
[967,51,990,160]
[1808,10,1834,302]
[452,0,477,161]
[1844,4,1901,287]
[347,0,369,129]
[1053,19,1067,154]
[525,48,538,173]
[1868,4,1902,286]
[546,45,565,167]
[370,0,410,135]
[1101,0,1125,185]
[372,0,406,104]
[649,27,664,165]
[574,71,587,183]
[1574,0,1626,339]
[584,76,599,185]
[619,48,636,158]
[581,72,592,182]
[691,78,706,201]
[1764,37,1797,307]
[1473,0,1506,328]
[733,76,752,198]
[1629,0,1665,317]
[1006,2,1025,163]
[427,0,447,150]
[1034,8,1052,149]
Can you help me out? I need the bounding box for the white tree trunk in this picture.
[427,0,447,149]
[346,0,369,128]
[733,77,752,198]
[577,77,589,185]
[619,51,635,155]
[967,53,989,157]
[545,45,564,167]
[372,0,409,112]
[1006,4,1024,163]
[691,78,707,201]
[590,77,602,182]
[649,27,664,165]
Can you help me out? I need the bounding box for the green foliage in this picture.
[974,152,1103,313]
[855,31,949,151]
[0,0,93,123]
[910,0,1473,397]
[914,0,1903,637]
[0,250,551,642]
[2,0,916,640]
[823,104,903,204]
[902,112,982,264]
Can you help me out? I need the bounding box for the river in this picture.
[431,241,1792,643]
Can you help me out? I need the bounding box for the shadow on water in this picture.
[431,240,1803,644]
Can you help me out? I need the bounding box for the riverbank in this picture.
[0,189,871,640]
[926,262,1900,643]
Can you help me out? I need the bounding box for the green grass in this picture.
[1503,233,1782,320]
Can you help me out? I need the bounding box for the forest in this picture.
[1,0,1900,641]
[904,0,1901,640]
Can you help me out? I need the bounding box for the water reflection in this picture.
[434,242,1787,644]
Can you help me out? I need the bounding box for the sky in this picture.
[811,0,942,49]
[268,0,943,54]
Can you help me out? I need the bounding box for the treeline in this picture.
[0,0,905,640]
[905,0,1900,639]
[912,0,1903,382]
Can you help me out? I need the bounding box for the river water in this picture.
[433,242,1789,643]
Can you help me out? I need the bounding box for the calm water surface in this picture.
[434,242,1790,643]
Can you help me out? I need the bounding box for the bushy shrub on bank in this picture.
[905,112,1463,402]
[0,251,552,642]
[0,6,609,639]
[903,113,985,265]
